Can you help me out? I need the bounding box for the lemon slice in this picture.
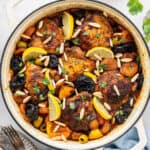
[92,96,112,120]
[83,71,97,82]
[48,93,61,121]
[62,12,74,40]
[45,69,55,92]
[86,47,114,59]
[22,47,47,62]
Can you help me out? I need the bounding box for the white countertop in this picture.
[0,0,150,150]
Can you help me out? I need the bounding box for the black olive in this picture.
[10,74,25,92]
[74,75,95,93]
[137,74,144,90]
[112,42,136,53]
[72,10,85,20]
[48,55,59,69]
[25,100,38,121]
[10,56,24,74]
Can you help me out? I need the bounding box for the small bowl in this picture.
[1,1,150,149]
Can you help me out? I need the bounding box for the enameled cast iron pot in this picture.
[1,0,150,149]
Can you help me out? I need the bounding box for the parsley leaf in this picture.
[81,95,87,100]
[99,64,107,71]
[95,33,101,38]
[55,47,60,52]
[75,116,81,121]
[127,0,143,15]
[100,81,107,88]
[39,94,45,101]
[143,17,150,42]
[61,68,67,75]
[119,38,125,44]
[82,31,90,36]
[18,73,24,77]
[69,102,76,110]
[33,83,40,93]
[72,38,79,45]
[42,78,50,86]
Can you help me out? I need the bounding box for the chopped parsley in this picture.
[81,95,87,100]
[86,115,91,121]
[82,31,90,36]
[18,62,23,67]
[39,94,45,101]
[69,102,76,110]
[18,73,24,77]
[61,68,67,75]
[33,83,40,93]
[72,38,79,45]
[101,81,107,88]
[75,116,81,121]
[99,64,107,71]
[43,30,48,35]
[119,38,125,44]
[29,59,35,64]
[119,110,124,115]
[55,47,60,52]
[95,33,101,38]
[143,17,150,42]
[48,90,55,95]
[42,78,50,86]
[127,0,143,15]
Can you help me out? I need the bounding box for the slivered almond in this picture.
[94,54,102,61]
[72,28,81,38]
[59,58,64,67]
[43,35,52,44]
[120,58,133,63]
[104,102,111,111]
[24,89,29,94]
[94,70,100,76]
[76,19,82,26]
[113,32,123,36]
[62,98,66,110]
[113,85,120,96]
[109,38,113,47]
[115,53,123,58]
[36,31,43,37]
[131,73,139,83]
[44,56,50,67]
[75,88,79,95]
[19,66,26,73]
[56,79,65,86]
[53,125,60,133]
[117,58,121,68]
[80,18,84,22]
[80,107,85,120]
[58,65,62,75]
[41,68,48,73]
[21,34,31,39]
[84,68,89,72]
[96,60,100,69]
[103,11,108,17]
[61,134,67,142]
[38,102,47,108]
[54,121,66,127]
[38,20,44,29]
[51,136,62,141]
[23,96,31,103]
[15,90,26,96]
[59,42,65,54]
[112,117,116,125]
[65,75,68,81]
[88,22,101,28]
[63,52,68,61]
[130,98,134,107]
[51,79,56,87]
[64,81,74,87]
[93,92,103,99]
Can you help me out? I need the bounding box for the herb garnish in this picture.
[72,38,79,45]
[81,95,87,100]
[101,81,107,88]
[119,110,124,115]
[119,38,125,44]
[69,102,76,110]
[61,68,67,75]
[18,62,23,67]
[33,83,40,93]
[42,78,50,86]
[143,17,150,42]
[18,73,24,77]
[75,116,81,121]
[99,64,107,71]
[39,94,45,101]
[127,0,143,15]
[55,47,60,52]
[95,33,101,38]
[82,31,90,36]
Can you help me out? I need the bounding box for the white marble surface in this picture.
[0,0,150,150]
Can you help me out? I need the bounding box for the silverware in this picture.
[2,126,25,150]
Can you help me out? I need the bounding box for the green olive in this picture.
[78,134,88,144]
[33,116,43,128]
[17,41,27,48]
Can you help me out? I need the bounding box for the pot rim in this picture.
[0,0,150,149]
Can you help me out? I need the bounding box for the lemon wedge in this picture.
[86,47,114,60]
[62,12,74,40]
[22,47,47,62]
[83,71,97,82]
[92,96,112,120]
[45,69,55,92]
[48,93,61,121]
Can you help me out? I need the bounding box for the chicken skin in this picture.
[77,13,113,51]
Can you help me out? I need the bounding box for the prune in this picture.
[48,55,59,69]
[25,100,38,121]
[137,74,144,90]
[10,56,24,74]
[10,74,25,92]
[112,42,136,53]
[115,110,128,124]
[74,75,95,93]
[72,10,85,20]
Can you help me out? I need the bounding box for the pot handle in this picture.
[95,118,147,150]
[130,118,147,150]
